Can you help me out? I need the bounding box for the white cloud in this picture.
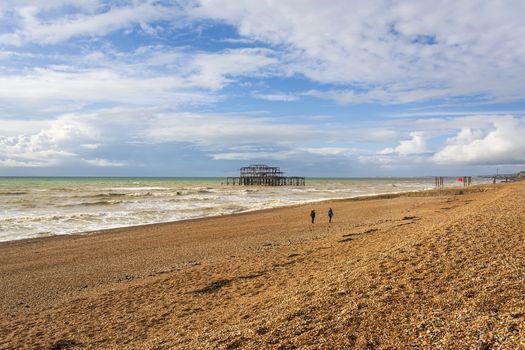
[0,47,279,113]
[388,110,525,119]
[0,106,398,168]
[0,117,125,168]
[433,117,525,165]
[0,135,77,167]
[302,86,453,105]
[0,1,177,45]
[211,147,357,161]
[0,66,208,107]
[301,147,352,156]
[252,93,299,102]
[211,150,298,161]
[357,152,429,169]
[82,158,126,167]
[1,105,523,171]
[1,1,523,175]
[380,132,428,155]
[3,1,524,106]
[365,115,525,168]
[184,48,278,89]
[80,143,100,149]
[142,112,323,147]
[141,111,399,148]
[0,115,97,167]
[190,0,525,103]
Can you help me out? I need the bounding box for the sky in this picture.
[0,0,524,177]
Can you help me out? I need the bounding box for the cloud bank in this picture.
[0,1,524,175]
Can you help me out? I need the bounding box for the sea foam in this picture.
[0,177,488,242]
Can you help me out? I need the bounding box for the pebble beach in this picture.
[0,182,524,349]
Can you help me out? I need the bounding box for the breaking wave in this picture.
[0,177,490,242]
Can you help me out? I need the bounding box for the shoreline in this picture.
[1,182,521,349]
[0,183,488,246]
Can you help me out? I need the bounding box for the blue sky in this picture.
[1,0,524,177]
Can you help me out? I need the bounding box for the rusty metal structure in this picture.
[434,176,473,189]
[226,164,305,186]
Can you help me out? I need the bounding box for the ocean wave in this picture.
[0,211,109,224]
[0,191,28,195]
[196,189,215,194]
[0,177,449,242]
[49,187,76,192]
[17,201,37,208]
[59,200,123,207]
[72,193,127,199]
[125,192,154,197]
[73,191,156,198]
[167,196,217,202]
[109,187,168,191]
[93,192,127,198]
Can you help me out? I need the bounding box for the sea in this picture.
[0,176,485,242]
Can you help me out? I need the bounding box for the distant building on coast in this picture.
[226,164,305,186]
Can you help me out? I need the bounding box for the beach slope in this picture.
[1,183,524,349]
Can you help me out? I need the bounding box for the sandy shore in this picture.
[0,183,524,349]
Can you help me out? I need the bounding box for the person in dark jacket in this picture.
[328,207,334,223]
[310,209,316,224]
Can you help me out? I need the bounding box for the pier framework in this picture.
[434,176,473,189]
[226,164,305,186]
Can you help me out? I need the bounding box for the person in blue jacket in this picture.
[328,207,334,223]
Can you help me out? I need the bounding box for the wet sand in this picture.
[0,183,524,349]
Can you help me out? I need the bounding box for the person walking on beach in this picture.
[328,207,334,223]
[310,209,316,224]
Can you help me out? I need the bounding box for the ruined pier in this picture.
[226,164,305,186]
